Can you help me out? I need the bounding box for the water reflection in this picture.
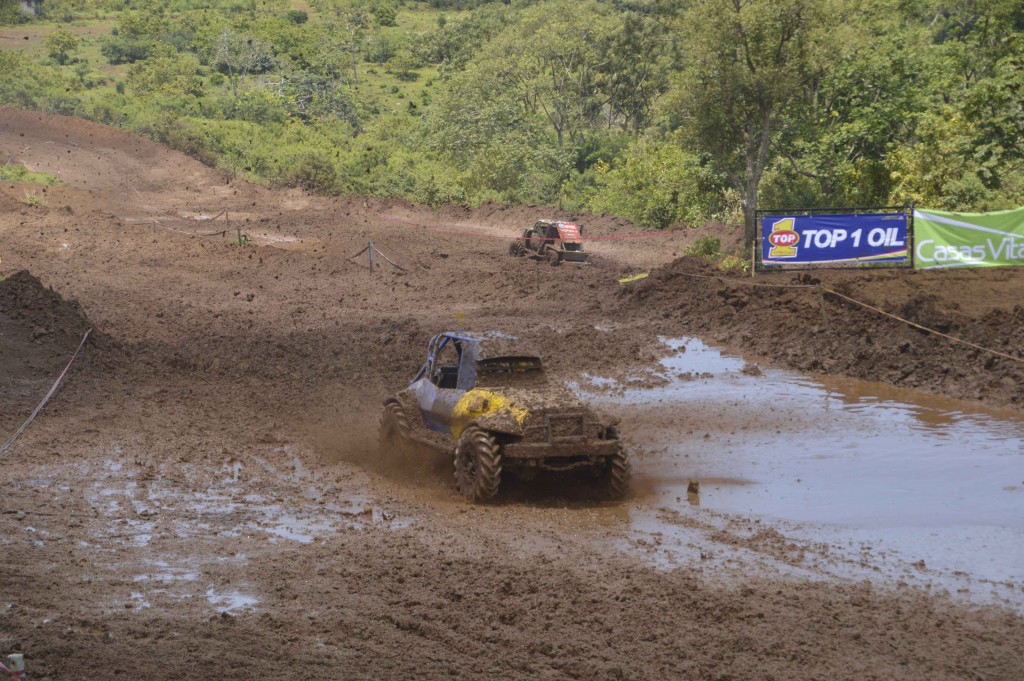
[582,338,1024,608]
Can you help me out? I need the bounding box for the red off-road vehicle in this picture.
[509,220,589,265]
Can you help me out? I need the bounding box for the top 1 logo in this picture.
[767,218,799,258]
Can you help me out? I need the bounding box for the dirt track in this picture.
[1,107,1023,680]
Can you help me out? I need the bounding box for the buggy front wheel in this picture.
[454,426,502,502]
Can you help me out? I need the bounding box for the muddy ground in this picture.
[1,107,1022,680]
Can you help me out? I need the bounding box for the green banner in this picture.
[914,207,1024,269]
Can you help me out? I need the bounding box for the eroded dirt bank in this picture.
[1,108,1023,680]
[622,257,1024,408]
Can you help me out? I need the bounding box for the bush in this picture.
[230,89,287,124]
[717,255,750,273]
[44,29,80,65]
[286,10,309,24]
[373,3,398,27]
[284,151,338,193]
[588,138,726,229]
[685,235,721,259]
[101,36,155,65]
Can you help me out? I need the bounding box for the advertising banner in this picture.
[914,207,1024,269]
[761,213,908,266]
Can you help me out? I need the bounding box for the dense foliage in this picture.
[1,0,1021,240]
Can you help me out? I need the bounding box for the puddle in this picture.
[91,447,407,550]
[134,566,201,584]
[259,508,339,544]
[206,587,258,614]
[585,338,1024,609]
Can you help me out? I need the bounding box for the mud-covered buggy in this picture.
[379,331,630,502]
[509,220,589,265]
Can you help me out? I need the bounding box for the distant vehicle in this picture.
[379,331,630,502]
[509,219,589,265]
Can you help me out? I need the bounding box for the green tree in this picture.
[373,2,397,27]
[45,29,80,65]
[386,52,421,81]
[595,8,675,134]
[0,0,30,25]
[760,2,935,208]
[427,60,570,203]
[127,50,203,98]
[316,5,375,84]
[884,0,1024,210]
[589,137,725,229]
[270,69,359,127]
[41,0,84,23]
[670,0,825,246]
[213,29,277,97]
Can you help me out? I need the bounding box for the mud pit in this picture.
[1,108,1023,679]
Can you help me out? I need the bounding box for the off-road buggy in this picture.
[509,220,589,265]
[379,331,630,502]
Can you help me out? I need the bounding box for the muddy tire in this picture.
[509,240,526,257]
[545,248,561,266]
[379,401,411,457]
[454,425,501,502]
[602,445,631,500]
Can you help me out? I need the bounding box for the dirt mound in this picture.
[619,257,1024,406]
[0,270,93,354]
[0,270,96,428]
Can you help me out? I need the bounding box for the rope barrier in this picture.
[378,214,670,242]
[346,244,370,260]
[0,328,92,455]
[0,663,23,679]
[373,247,407,271]
[819,286,1024,365]
[124,219,229,239]
[346,242,407,270]
[647,268,820,289]
[0,659,23,679]
[641,269,1022,366]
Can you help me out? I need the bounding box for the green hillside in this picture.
[1,0,1022,241]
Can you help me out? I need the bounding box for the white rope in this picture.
[0,328,92,454]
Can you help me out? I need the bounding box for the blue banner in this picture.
[761,213,909,265]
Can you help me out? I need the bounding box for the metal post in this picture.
[908,202,915,270]
[369,240,374,273]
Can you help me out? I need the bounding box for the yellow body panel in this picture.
[451,389,530,438]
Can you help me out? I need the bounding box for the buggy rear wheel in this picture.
[545,248,561,266]
[454,425,502,502]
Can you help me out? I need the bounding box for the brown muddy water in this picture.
[581,338,1024,611]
